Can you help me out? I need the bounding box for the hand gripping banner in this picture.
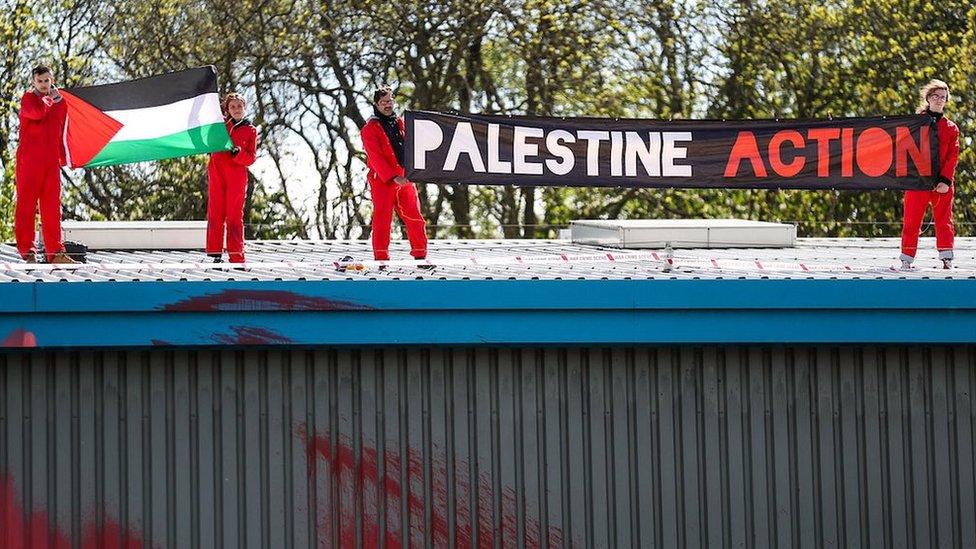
[404,111,940,190]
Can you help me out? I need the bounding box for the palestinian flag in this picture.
[61,66,233,168]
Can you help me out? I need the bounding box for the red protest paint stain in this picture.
[0,472,146,549]
[294,423,575,548]
[1,329,37,348]
[163,290,371,312]
[211,326,293,345]
[79,521,145,549]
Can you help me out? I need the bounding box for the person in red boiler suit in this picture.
[361,87,428,261]
[15,65,76,264]
[207,92,257,263]
[900,79,961,270]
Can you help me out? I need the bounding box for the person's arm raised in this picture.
[19,91,51,120]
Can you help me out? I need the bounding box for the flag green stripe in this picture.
[85,123,233,167]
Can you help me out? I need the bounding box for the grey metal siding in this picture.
[1,347,974,548]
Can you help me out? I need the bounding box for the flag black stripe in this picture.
[65,66,219,111]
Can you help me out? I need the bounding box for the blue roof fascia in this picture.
[0,278,974,347]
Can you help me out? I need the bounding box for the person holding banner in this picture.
[206,92,257,263]
[900,79,960,269]
[15,65,77,264]
[361,86,428,261]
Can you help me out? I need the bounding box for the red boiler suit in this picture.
[15,90,68,261]
[361,116,428,260]
[207,118,257,263]
[901,113,961,261]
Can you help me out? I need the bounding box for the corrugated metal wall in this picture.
[1,346,974,548]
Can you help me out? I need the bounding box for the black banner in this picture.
[404,111,939,190]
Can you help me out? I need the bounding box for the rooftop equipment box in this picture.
[60,221,207,250]
[570,219,796,248]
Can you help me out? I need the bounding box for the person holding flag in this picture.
[15,65,76,264]
[900,79,961,269]
[206,92,257,263]
[361,86,428,261]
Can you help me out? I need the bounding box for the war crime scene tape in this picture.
[0,250,940,274]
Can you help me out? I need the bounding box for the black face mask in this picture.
[373,105,404,166]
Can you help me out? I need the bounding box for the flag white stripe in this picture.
[105,92,224,142]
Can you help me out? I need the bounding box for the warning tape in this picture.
[0,251,934,274]
[0,252,655,272]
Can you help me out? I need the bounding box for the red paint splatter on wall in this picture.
[0,472,146,549]
[1,329,37,348]
[294,423,575,548]
[211,326,293,345]
[162,290,371,312]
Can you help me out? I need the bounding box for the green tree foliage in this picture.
[0,0,39,241]
[1,0,972,242]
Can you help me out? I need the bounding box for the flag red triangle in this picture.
[59,90,123,168]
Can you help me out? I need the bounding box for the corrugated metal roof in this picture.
[2,346,975,547]
[0,237,973,283]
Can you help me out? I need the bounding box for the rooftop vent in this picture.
[60,221,207,250]
[570,219,796,249]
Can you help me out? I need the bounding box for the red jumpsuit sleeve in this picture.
[361,122,404,183]
[232,125,258,167]
[939,122,960,184]
[19,92,51,121]
[56,102,67,166]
